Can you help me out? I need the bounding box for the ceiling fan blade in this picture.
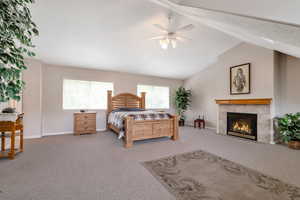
[148,35,165,40]
[176,36,191,42]
[176,24,195,32]
[153,24,168,32]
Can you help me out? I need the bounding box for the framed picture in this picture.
[230,63,251,95]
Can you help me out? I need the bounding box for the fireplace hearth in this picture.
[227,112,257,141]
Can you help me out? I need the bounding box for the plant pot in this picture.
[179,119,185,127]
[288,141,300,150]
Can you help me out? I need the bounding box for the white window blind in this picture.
[63,79,113,110]
[137,85,170,109]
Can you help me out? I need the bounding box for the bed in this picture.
[106,90,179,148]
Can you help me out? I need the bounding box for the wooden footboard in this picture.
[124,115,178,148]
[106,90,179,148]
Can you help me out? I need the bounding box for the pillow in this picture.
[112,108,145,113]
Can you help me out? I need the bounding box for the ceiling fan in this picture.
[150,14,195,50]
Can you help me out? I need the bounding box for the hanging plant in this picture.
[0,0,39,102]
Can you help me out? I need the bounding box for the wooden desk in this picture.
[0,114,24,160]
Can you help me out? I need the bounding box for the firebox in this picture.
[227,112,257,141]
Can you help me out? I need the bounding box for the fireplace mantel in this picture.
[215,98,272,105]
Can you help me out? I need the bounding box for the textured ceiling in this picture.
[30,0,240,79]
[153,0,300,58]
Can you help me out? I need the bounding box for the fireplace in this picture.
[227,112,257,141]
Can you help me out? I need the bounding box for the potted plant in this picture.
[0,0,38,103]
[278,112,300,150]
[175,86,192,126]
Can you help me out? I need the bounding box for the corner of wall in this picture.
[23,59,44,138]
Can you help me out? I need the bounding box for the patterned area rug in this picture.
[143,150,300,200]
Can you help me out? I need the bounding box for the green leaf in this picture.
[174,86,192,119]
[0,0,38,102]
[278,113,300,143]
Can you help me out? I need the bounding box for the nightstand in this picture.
[74,112,96,135]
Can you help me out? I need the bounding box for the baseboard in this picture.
[184,123,216,131]
[24,135,42,139]
[205,126,217,131]
[43,128,107,137]
[43,131,72,137]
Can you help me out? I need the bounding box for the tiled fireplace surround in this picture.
[216,100,273,144]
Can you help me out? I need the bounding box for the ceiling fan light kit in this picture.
[159,38,177,50]
[151,14,195,50]
[159,39,169,49]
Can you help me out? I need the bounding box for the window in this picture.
[137,84,170,109]
[63,79,113,110]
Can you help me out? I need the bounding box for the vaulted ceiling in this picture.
[30,0,300,79]
[168,0,300,26]
[152,0,300,58]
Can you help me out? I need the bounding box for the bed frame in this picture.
[107,91,179,148]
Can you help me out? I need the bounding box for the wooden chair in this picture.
[0,114,24,160]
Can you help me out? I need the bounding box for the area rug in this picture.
[143,150,300,200]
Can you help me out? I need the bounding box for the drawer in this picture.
[76,126,96,132]
[75,129,96,135]
[76,120,96,128]
[75,124,96,132]
[75,113,96,121]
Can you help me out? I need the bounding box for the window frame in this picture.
[137,84,170,109]
[62,79,114,110]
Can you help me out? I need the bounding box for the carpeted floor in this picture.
[0,127,299,200]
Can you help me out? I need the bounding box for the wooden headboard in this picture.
[107,91,146,113]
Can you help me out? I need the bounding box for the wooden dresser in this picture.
[74,112,97,135]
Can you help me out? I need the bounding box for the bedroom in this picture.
[1,0,300,200]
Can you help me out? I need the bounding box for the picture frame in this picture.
[230,63,251,95]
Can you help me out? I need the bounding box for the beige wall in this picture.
[21,43,300,138]
[183,43,276,128]
[276,55,300,115]
[273,52,282,116]
[23,60,43,138]
[0,102,9,111]
[22,60,183,137]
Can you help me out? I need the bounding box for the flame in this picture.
[233,121,251,134]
